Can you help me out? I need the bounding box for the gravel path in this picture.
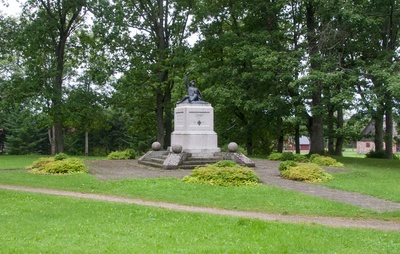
[2,159,400,231]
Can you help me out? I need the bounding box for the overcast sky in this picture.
[1,1,23,17]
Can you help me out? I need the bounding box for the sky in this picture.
[0,1,23,17]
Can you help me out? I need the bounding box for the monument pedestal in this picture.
[171,103,220,157]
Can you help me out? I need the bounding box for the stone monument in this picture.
[172,73,220,157]
[139,72,255,169]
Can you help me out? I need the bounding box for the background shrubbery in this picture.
[309,154,344,167]
[107,149,136,160]
[278,160,333,183]
[268,152,308,162]
[182,160,260,186]
[28,154,87,175]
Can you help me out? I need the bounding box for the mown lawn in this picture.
[1,155,400,253]
[1,189,399,253]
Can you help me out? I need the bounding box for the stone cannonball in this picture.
[151,142,162,151]
[171,145,183,154]
[228,142,238,152]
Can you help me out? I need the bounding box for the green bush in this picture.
[107,149,136,160]
[267,153,282,161]
[281,152,295,161]
[280,163,333,183]
[214,160,237,168]
[310,156,344,167]
[28,157,87,175]
[293,154,309,162]
[182,162,260,187]
[268,152,308,162]
[54,153,69,161]
[365,150,386,159]
[278,160,298,172]
[309,154,321,162]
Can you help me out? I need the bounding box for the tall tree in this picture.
[16,0,89,154]
[93,0,192,148]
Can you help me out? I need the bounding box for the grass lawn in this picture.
[0,156,399,221]
[1,189,399,253]
[321,156,400,203]
[0,155,106,170]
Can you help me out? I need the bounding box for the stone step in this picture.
[138,160,164,169]
[149,157,166,164]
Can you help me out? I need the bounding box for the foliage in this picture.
[182,162,260,186]
[54,153,69,161]
[107,149,136,160]
[310,156,344,167]
[365,150,386,159]
[28,157,87,175]
[278,160,298,172]
[280,163,333,183]
[1,104,49,155]
[268,153,309,163]
[267,153,283,161]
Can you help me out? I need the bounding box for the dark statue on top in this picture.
[177,72,208,104]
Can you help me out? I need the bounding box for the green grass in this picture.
[0,155,105,170]
[0,169,398,221]
[320,156,400,202]
[1,190,399,253]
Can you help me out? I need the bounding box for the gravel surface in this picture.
[2,159,400,231]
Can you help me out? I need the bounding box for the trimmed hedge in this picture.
[28,156,87,175]
[107,149,136,160]
[278,161,333,183]
[182,160,260,186]
[309,154,343,167]
[268,152,309,162]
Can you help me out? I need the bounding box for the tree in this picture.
[93,0,193,148]
[15,0,90,154]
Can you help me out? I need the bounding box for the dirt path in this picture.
[2,159,400,231]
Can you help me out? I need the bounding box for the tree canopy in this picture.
[0,0,399,158]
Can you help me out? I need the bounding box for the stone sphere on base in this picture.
[152,142,162,151]
[228,142,238,152]
[172,145,183,154]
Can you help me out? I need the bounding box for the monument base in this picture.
[171,103,220,157]
[171,131,220,157]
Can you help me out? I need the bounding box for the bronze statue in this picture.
[177,72,205,104]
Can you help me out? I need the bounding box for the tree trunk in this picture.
[85,131,89,156]
[156,91,164,148]
[295,124,300,154]
[306,1,325,155]
[48,126,56,155]
[385,100,393,159]
[334,107,344,156]
[374,110,384,151]
[327,106,334,154]
[277,117,284,153]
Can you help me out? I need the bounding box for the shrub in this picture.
[214,160,237,168]
[182,162,260,186]
[107,149,136,160]
[365,150,386,159]
[267,153,282,161]
[280,163,333,183]
[293,154,309,162]
[310,156,344,167]
[278,160,298,172]
[268,152,308,162]
[309,154,321,162]
[28,157,87,175]
[54,153,69,161]
[281,152,295,161]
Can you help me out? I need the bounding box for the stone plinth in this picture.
[171,103,220,157]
